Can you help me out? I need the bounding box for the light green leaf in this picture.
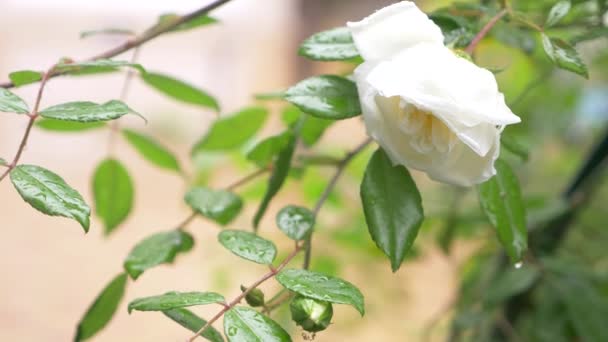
[75,273,128,341]
[501,133,529,161]
[224,306,291,342]
[0,158,7,166]
[36,118,106,132]
[300,114,333,146]
[128,291,224,313]
[218,230,277,264]
[55,59,145,74]
[39,100,141,123]
[276,269,364,316]
[246,133,291,167]
[545,1,571,28]
[122,129,181,172]
[276,205,314,241]
[184,187,242,225]
[192,107,268,153]
[478,159,528,263]
[299,27,359,61]
[163,308,224,342]
[284,75,360,120]
[0,88,29,114]
[141,72,219,111]
[360,148,424,272]
[10,164,90,231]
[80,28,134,39]
[93,159,134,235]
[484,266,540,305]
[541,34,588,78]
[123,230,194,280]
[9,70,43,87]
[156,13,218,33]
[253,133,296,229]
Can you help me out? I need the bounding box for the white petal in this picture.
[347,1,444,61]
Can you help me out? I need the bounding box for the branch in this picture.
[187,242,305,342]
[0,0,233,89]
[464,9,508,54]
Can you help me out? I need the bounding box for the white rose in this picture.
[347,1,521,186]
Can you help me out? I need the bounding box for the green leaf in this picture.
[224,306,291,342]
[360,148,424,272]
[253,133,296,229]
[156,13,218,33]
[9,70,43,87]
[93,159,134,235]
[184,187,243,225]
[80,28,134,39]
[276,269,364,316]
[545,1,571,28]
[192,107,268,153]
[141,72,219,111]
[163,308,224,342]
[298,27,359,61]
[122,129,181,172]
[10,165,90,231]
[501,133,529,161]
[478,159,528,263]
[0,158,7,166]
[541,34,588,78]
[36,118,106,132]
[246,133,291,167]
[74,273,128,341]
[285,75,360,120]
[128,291,224,313]
[39,100,140,123]
[123,230,194,280]
[55,59,145,74]
[276,205,314,241]
[0,88,29,114]
[483,266,540,305]
[300,114,333,147]
[218,230,277,264]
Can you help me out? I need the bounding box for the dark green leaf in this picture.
[276,269,364,316]
[298,27,359,61]
[75,273,128,341]
[39,100,141,123]
[253,133,296,229]
[123,230,194,280]
[284,75,360,120]
[156,13,218,32]
[192,107,268,153]
[128,291,224,313]
[501,133,529,161]
[224,306,291,342]
[571,27,608,44]
[246,133,291,167]
[276,205,314,241]
[218,230,277,264]
[360,148,424,272]
[541,34,588,78]
[10,164,90,231]
[93,159,134,235]
[122,129,181,172]
[36,118,106,132]
[184,187,243,225]
[545,1,571,28]
[80,28,134,39]
[484,266,540,305]
[0,88,29,114]
[9,70,43,87]
[163,308,224,342]
[141,72,219,111]
[478,159,528,263]
[55,59,145,74]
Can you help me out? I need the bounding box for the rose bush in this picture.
[348,1,521,186]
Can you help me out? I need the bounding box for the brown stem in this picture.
[223,167,270,192]
[464,9,508,55]
[187,243,305,342]
[0,0,233,89]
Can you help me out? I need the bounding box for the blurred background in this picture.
[1,0,607,341]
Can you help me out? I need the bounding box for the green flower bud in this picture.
[290,295,333,332]
[240,285,265,307]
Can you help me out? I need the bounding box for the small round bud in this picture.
[240,285,265,307]
[290,295,333,332]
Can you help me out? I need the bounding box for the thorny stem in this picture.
[0,0,234,89]
[464,9,508,54]
[188,242,305,342]
[0,69,53,183]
